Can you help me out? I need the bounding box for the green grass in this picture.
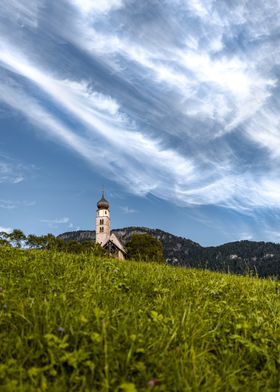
[0,248,279,391]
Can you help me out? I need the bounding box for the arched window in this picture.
[100,227,104,233]
[100,219,104,225]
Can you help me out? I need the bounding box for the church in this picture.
[95,192,126,260]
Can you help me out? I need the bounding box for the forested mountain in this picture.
[58,227,280,278]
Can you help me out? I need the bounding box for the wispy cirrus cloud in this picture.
[0,199,35,209]
[1,0,38,28]
[64,0,276,135]
[1,0,280,220]
[0,41,194,198]
[0,154,34,184]
[0,162,24,184]
[41,217,71,229]
[120,206,138,214]
[70,0,124,15]
[41,217,77,230]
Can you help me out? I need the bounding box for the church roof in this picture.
[97,191,109,209]
[103,233,126,254]
[109,233,126,252]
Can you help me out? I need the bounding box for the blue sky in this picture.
[1,0,280,246]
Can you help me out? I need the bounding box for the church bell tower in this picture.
[96,191,110,246]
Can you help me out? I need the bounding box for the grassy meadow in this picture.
[0,247,279,391]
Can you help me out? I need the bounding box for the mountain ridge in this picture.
[58,227,280,278]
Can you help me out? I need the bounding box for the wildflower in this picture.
[3,304,8,310]
[147,379,161,387]
[51,288,55,292]
[113,268,120,273]
[57,327,64,333]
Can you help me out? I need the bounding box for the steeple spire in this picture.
[97,190,109,210]
[96,191,110,245]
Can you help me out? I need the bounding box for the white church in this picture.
[95,192,126,260]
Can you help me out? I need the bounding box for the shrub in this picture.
[126,233,165,262]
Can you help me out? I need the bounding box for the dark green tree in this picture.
[26,234,46,249]
[80,241,106,256]
[0,231,9,240]
[44,234,65,251]
[9,229,26,248]
[126,234,165,263]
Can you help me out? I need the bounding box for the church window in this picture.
[100,219,104,225]
[100,227,104,233]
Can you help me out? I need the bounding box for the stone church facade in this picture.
[96,192,126,260]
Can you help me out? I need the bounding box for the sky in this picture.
[1,0,280,246]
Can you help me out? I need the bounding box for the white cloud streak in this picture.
[1,0,38,28]
[41,217,72,228]
[121,206,138,214]
[1,0,280,215]
[0,41,194,197]
[0,159,28,184]
[0,199,35,209]
[41,217,70,224]
[64,2,276,136]
[70,0,124,15]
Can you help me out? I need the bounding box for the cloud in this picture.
[120,206,138,214]
[0,41,194,197]
[0,200,18,209]
[0,199,36,209]
[69,0,124,15]
[238,232,254,241]
[41,217,70,224]
[40,218,79,231]
[185,0,210,19]
[1,0,38,28]
[246,107,280,159]
[0,226,12,234]
[63,1,275,136]
[1,0,280,218]
[0,153,35,184]
[0,161,24,184]
[41,217,71,228]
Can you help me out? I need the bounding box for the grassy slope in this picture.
[0,248,279,392]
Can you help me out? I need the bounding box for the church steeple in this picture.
[97,191,109,210]
[96,191,110,246]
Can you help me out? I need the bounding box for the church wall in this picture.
[118,250,125,260]
[96,208,110,245]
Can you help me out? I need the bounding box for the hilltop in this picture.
[0,247,279,391]
[59,227,280,278]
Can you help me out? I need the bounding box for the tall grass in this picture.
[0,247,279,391]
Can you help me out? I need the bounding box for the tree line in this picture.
[0,230,165,262]
[0,229,106,256]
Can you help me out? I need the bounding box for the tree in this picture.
[80,241,106,256]
[9,229,26,248]
[26,234,46,249]
[0,239,11,248]
[0,231,9,240]
[126,234,165,263]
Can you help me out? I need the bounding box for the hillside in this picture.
[0,247,279,391]
[59,227,280,278]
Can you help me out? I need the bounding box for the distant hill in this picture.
[58,227,280,278]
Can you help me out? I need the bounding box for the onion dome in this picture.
[97,191,109,209]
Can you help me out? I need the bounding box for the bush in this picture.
[126,234,165,262]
